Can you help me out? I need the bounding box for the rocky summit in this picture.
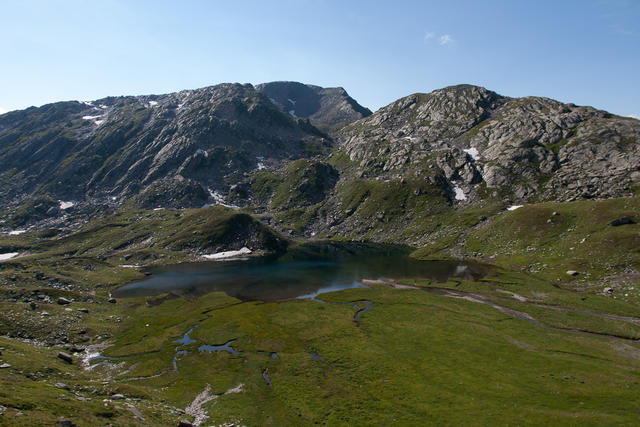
[256,81,372,132]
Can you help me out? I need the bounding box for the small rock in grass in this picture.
[112,393,125,400]
[552,211,559,216]
[57,297,72,305]
[0,363,11,369]
[77,308,89,313]
[604,287,614,294]
[57,352,73,364]
[566,270,579,276]
[108,298,117,304]
[610,217,634,227]
[54,382,70,390]
[41,311,50,317]
[178,421,194,427]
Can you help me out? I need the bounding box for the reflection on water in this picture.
[113,242,489,302]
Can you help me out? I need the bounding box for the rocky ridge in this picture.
[0,82,638,237]
[0,83,330,225]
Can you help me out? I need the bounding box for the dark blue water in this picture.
[113,242,488,301]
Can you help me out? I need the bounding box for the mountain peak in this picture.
[256,81,371,132]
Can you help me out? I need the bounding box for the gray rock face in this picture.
[256,81,372,132]
[0,83,330,218]
[338,85,640,203]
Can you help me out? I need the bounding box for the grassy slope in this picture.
[0,198,639,425]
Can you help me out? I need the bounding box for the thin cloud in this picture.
[629,114,639,119]
[423,32,435,43]
[439,34,453,45]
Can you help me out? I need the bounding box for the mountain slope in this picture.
[337,84,640,204]
[0,83,331,217]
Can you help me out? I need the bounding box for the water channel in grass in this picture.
[113,242,490,302]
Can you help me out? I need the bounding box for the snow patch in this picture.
[257,162,265,170]
[0,252,19,261]
[59,201,75,210]
[451,182,467,201]
[153,207,165,211]
[148,100,158,107]
[507,205,523,211]
[208,189,239,210]
[119,264,141,268]
[463,147,480,160]
[202,247,252,260]
[82,115,105,126]
[9,230,26,235]
[287,98,296,106]
[288,110,297,118]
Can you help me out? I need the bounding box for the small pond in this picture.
[113,242,489,301]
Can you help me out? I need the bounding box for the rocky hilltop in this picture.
[0,83,638,236]
[338,84,640,204]
[256,81,372,132]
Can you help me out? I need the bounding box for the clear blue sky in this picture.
[1,0,639,117]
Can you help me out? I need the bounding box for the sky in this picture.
[1,0,639,117]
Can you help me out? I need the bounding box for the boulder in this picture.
[57,352,73,364]
[57,297,72,305]
[566,270,579,276]
[610,217,634,227]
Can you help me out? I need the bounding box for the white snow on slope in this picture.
[59,201,75,210]
[82,115,105,126]
[148,101,158,107]
[289,110,297,118]
[202,247,251,260]
[207,189,239,210]
[463,147,479,160]
[0,252,19,261]
[454,186,467,200]
[507,205,523,211]
[9,230,26,235]
[287,98,296,105]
